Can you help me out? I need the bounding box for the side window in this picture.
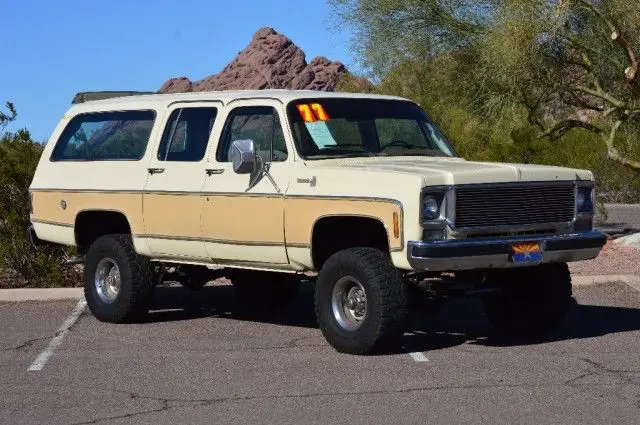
[216,106,288,162]
[51,110,155,161]
[157,107,217,162]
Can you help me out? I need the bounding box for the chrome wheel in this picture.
[331,276,367,331]
[94,258,121,304]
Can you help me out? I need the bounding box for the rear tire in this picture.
[315,248,408,355]
[84,234,154,323]
[482,263,572,339]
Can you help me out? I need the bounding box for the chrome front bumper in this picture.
[407,231,607,272]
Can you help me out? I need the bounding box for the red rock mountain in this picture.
[159,28,347,93]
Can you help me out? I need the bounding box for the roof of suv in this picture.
[73,89,409,107]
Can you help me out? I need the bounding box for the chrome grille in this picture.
[455,183,575,229]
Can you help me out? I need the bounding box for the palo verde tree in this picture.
[331,0,640,171]
[0,102,17,133]
[528,0,640,170]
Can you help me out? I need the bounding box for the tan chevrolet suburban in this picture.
[28,89,607,354]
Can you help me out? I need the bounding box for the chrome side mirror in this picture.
[229,139,256,174]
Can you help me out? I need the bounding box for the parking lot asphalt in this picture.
[1,281,639,425]
[601,204,640,236]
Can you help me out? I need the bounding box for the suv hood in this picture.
[304,157,592,185]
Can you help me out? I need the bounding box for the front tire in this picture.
[84,235,154,323]
[482,263,572,339]
[315,248,408,355]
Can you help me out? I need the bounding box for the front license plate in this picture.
[510,243,543,265]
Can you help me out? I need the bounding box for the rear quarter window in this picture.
[51,110,156,161]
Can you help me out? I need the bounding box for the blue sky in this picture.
[2,0,356,141]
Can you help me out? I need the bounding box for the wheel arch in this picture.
[74,209,134,254]
[310,214,391,270]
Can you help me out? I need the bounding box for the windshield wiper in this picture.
[334,152,379,158]
[393,152,443,157]
[308,151,379,159]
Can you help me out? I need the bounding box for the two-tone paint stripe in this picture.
[135,234,311,249]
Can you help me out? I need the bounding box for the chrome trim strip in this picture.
[136,235,394,253]
[29,188,402,205]
[148,255,297,271]
[134,234,286,247]
[453,180,582,189]
[31,188,146,194]
[31,219,74,228]
[286,243,312,249]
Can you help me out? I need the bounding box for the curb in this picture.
[0,288,83,302]
[572,274,640,289]
[613,232,640,249]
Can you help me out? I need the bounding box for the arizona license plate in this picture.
[510,242,543,265]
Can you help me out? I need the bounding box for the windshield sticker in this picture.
[310,103,330,121]
[305,121,337,147]
[297,103,330,123]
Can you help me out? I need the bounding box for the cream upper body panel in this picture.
[301,156,594,186]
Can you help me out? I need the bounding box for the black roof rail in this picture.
[71,91,158,104]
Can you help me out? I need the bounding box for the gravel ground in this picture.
[569,241,640,276]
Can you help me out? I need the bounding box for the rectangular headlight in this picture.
[576,185,595,214]
[422,192,446,221]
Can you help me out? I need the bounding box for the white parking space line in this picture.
[27,300,87,372]
[409,352,429,362]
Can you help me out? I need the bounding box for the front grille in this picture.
[455,183,575,229]
[464,228,558,239]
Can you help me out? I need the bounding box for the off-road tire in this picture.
[315,248,408,355]
[84,234,154,323]
[482,263,572,339]
[231,271,300,313]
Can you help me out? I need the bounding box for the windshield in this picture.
[286,98,457,159]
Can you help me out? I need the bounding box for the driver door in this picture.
[200,100,291,265]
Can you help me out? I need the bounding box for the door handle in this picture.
[148,168,165,175]
[206,169,225,176]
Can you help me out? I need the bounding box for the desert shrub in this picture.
[0,104,78,288]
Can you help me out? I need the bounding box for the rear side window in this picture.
[157,107,217,162]
[51,110,155,161]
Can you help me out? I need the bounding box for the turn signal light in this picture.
[393,212,400,239]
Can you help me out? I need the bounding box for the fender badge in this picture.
[60,200,67,210]
[297,176,317,187]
